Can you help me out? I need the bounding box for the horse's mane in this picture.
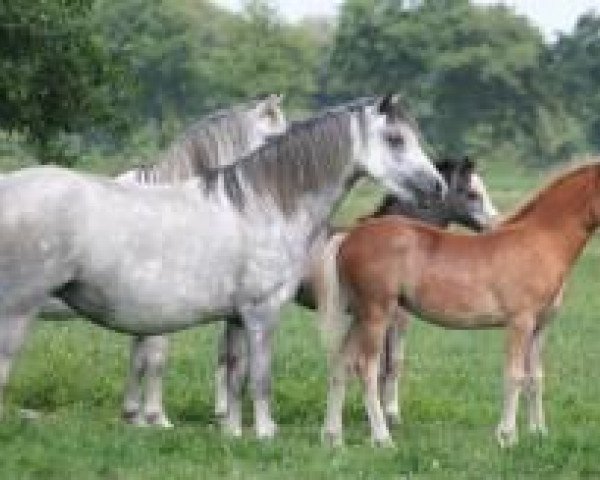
[198,100,375,216]
[128,97,274,181]
[159,99,265,174]
[502,158,600,225]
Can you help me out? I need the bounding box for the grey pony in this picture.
[34,94,288,428]
[0,95,445,438]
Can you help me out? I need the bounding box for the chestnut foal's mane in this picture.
[501,160,600,226]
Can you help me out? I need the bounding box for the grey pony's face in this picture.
[252,94,288,139]
[436,157,498,231]
[359,94,446,205]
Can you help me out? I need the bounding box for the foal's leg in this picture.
[496,314,536,447]
[240,305,278,439]
[379,307,410,425]
[525,328,547,436]
[357,302,394,447]
[0,314,33,418]
[221,318,249,437]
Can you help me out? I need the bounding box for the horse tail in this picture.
[315,232,350,361]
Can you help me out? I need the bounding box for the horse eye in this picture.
[386,135,404,148]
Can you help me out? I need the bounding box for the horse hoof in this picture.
[214,406,228,419]
[145,412,173,428]
[122,410,146,426]
[529,423,548,437]
[256,419,277,439]
[386,412,401,427]
[372,436,395,448]
[321,429,344,447]
[19,408,42,421]
[221,418,243,438]
[496,425,518,448]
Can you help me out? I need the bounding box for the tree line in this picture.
[1,0,599,166]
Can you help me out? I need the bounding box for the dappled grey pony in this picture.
[36,94,287,428]
[0,95,445,438]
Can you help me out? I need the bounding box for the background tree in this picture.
[0,0,132,164]
[326,0,588,163]
[550,12,600,151]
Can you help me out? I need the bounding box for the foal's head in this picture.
[436,156,498,231]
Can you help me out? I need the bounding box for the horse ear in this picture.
[270,93,284,105]
[460,156,475,174]
[377,94,393,114]
[434,158,453,174]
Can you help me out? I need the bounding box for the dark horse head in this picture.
[374,156,498,231]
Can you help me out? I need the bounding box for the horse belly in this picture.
[67,238,242,334]
[59,268,238,335]
[410,275,505,329]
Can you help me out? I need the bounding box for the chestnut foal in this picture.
[319,161,600,447]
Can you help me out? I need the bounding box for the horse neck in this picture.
[510,170,600,263]
[154,115,256,182]
[289,164,359,242]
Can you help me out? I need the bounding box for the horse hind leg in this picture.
[122,335,172,428]
[322,321,354,446]
[525,328,547,436]
[357,302,394,447]
[140,335,171,427]
[220,318,249,438]
[239,305,278,439]
[0,313,34,418]
[214,322,232,419]
[122,336,147,425]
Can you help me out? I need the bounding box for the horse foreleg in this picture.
[496,314,536,447]
[525,328,547,436]
[241,306,278,439]
[379,306,409,426]
[221,319,248,437]
[0,313,33,418]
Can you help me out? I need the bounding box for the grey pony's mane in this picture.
[198,98,375,216]
[134,97,270,182]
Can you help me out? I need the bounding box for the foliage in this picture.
[326,0,591,163]
[2,0,600,167]
[550,12,600,151]
[0,0,132,164]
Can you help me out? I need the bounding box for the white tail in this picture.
[314,232,351,362]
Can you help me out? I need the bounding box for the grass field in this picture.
[1,159,600,479]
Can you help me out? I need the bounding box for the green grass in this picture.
[2,160,600,479]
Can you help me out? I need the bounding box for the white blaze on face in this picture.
[470,173,498,218]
